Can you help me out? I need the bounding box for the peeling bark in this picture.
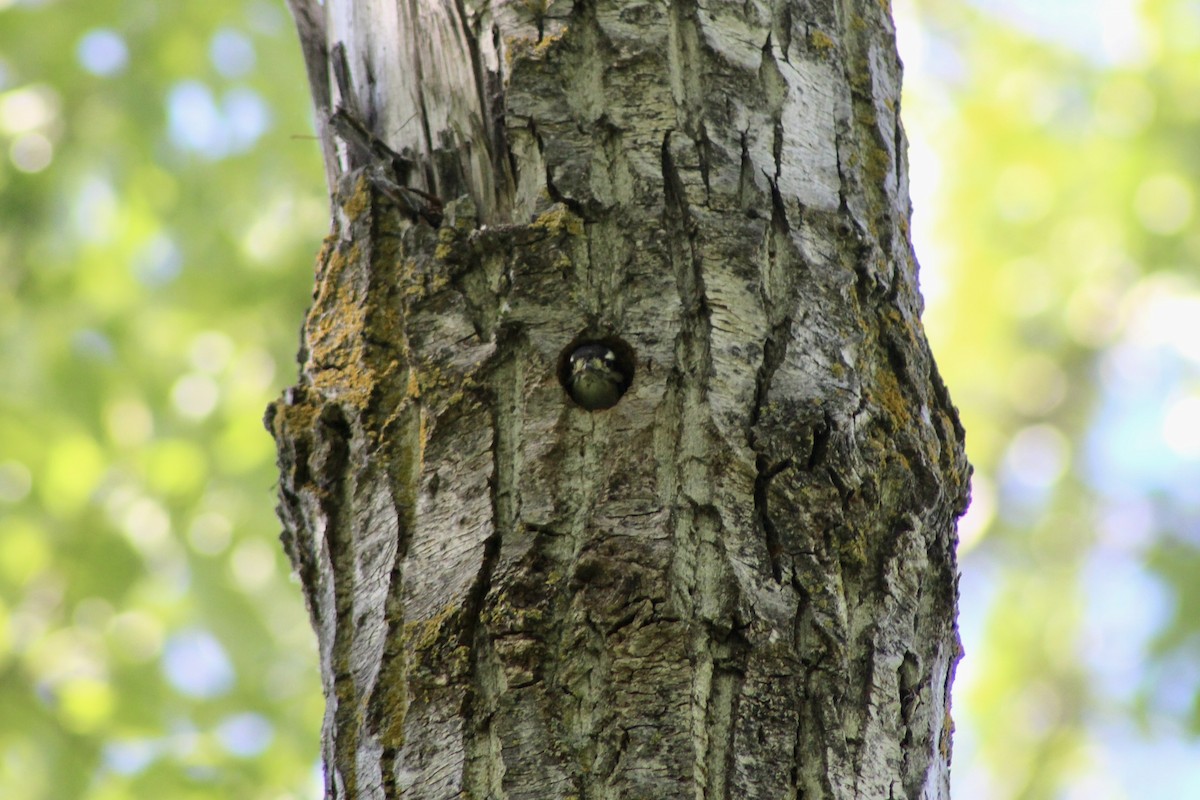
[269,0,971,798]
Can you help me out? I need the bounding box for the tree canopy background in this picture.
[1,0,1199,797]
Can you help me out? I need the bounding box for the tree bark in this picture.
[267,1,971,798]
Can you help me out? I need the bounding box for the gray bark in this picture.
[268,1,971,798]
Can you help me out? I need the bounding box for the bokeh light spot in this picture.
[10,132,52,172]
[190,331,234,374]
[144,438,208,497]
[216,712,274,757]
[42,435,106,516]
[162,629,234,698]
[188,511,232,555]
[1124,280,1200,364]
[71,176,119,243]
[1095,498,1155,552]
[71,328,114,361]
[1161,393,1200,458]
[222,87,269,151]
[104,398,154,448]
[57,677,115,733]
[166,80,222,155]
[76,29,129,77]
[165,81,269,158]
[0,84,58,133]
[1003,424,1070,491]
[171,373,220,420]
[0,518,51,585]
[102,738,158,775]
[1006,354,1069,416]
[230,539,277,592]
[230,347,277,394]
[132,233,182,287]
[209,29,256,78]
[107,611,164,664]
[119,497,171,555]
[1065,281,1124,347]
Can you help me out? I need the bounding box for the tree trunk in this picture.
[267,1,971,798]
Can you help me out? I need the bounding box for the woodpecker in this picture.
[566,344,628,411]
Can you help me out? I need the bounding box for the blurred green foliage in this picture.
[902,0,1200,797]
[0,1,326,797]
[4,0,1200,798]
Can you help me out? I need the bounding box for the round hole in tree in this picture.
[557,335,635,411]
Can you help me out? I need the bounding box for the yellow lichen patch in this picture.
[939,710,955,758]
[313,235,337,281]
[864,141,892,192]
[417,410,428,468]
[838,529,869,569]
[486,591,545,632]
[412,361,484,413]
[404,605,458,654]
[375,684,408,749]
[531,204,584,237]
[342,173,373,220]
[504,35,537,69]
[301,242,379,408]
[305,285,364,350]
[809,29,836,56]
[534,27,568,57]
[872,360,911,429]
[434,224,464,263]
[849,66,874,99]
[269,398,319,442]
[403,604,473,681]
[395,253,452,303]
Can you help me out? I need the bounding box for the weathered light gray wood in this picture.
[270,1,970,798]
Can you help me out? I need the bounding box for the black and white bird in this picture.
[566,344,628,411]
